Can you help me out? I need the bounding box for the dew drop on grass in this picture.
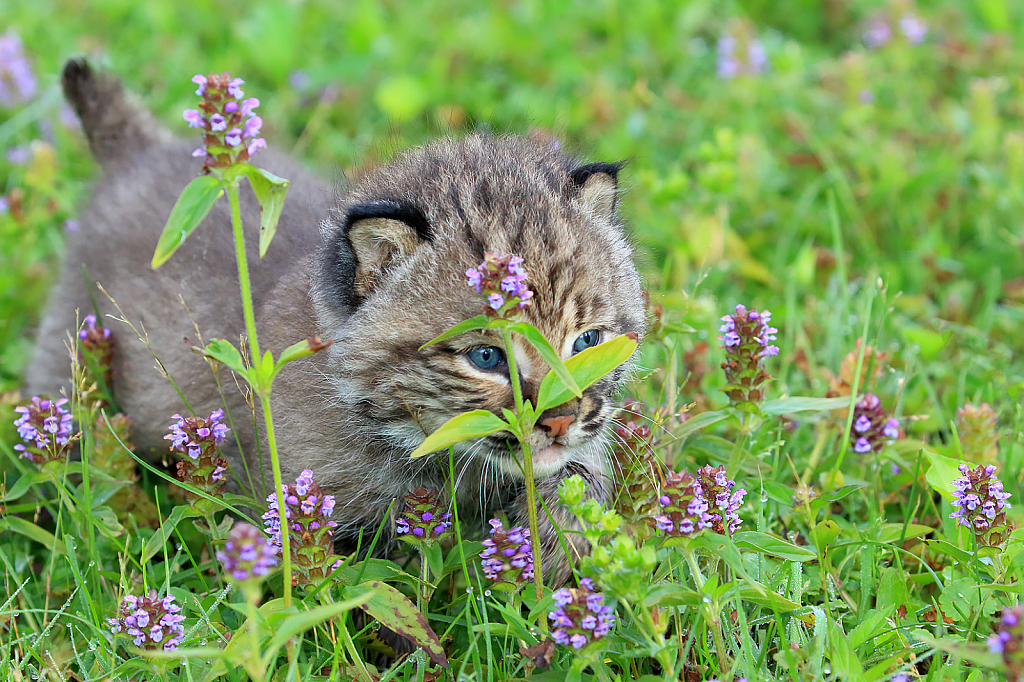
[787,531,798,542]
[484,589,491,596]
[759,489,769,503]
[465,587,473,594]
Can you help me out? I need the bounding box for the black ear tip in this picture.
[343,199,433,242]
[570,161,626,187]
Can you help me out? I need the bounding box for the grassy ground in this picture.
[2,0,1024,680]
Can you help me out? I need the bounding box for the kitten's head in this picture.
[313,135,646,480]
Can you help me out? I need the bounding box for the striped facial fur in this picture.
[313,135,647,481]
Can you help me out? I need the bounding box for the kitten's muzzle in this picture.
[540,413,575,438]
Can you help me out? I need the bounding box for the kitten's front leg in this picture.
[511,461,610,587]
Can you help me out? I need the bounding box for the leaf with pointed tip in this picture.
[357,580,449,667]
[420,315,491,349]
[198,338,249,377]
[410,410,509,458]
[241,166,291,258]
[734,531,817,562]
[152,175,224,268]
[536,333,638,413]
[509,322,580,398]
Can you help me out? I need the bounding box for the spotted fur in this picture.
[27,60,647,581]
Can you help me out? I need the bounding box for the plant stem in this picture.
[501,329,546,608]
[683,549,730,668]
[244,585,265,682]
[227,181,292,608]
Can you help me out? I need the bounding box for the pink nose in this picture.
[540,414,575,438]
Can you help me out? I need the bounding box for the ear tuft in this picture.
[344,200,432,298]
[570,161,624,219]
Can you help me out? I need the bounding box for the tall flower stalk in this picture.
[152,72,328,608]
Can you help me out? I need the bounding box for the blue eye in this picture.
[468,346,506,370]
[573,330,601,354]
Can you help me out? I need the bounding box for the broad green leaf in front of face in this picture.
[409,409,510,458]
[536,332,638,413]
[509,321,581,399]
[151,175,224,268]
[243,165,291,258]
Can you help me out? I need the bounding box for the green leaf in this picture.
[151,175,224,268]
[673,409,729,439]
[357,580,449,667]
[734,531,818,562]
[737,583,814,624]
[410,410,509,459]
[809,519,841,552]
[0,516,67,554]
[420,315,491,349]
[828,621,865,677]
[244,166,291,258]
[688,534,763,594]
[642,583,700,608]
[877,523,933,544]
[142,504,203,564]
[536,332,638,413]
[261,591,374,667]
[0,471,49,502]
[199,338,249,376]
[760,396,851,416]
[925,449,964,500]
[509,321,580,398]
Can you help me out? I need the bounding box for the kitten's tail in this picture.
[62,58,165,172]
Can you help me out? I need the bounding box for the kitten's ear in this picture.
[345,200,432,297]
[569,161,625,219]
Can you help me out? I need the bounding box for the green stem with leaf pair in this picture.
[683,548,730,668]
[227,181,293,606]
[501,328,546,607]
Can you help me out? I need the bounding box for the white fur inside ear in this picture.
[349,217,420,294]
[579,172,617,219]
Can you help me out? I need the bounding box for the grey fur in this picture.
[27,60,647,582]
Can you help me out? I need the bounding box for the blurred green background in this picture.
[1,0,1023,444]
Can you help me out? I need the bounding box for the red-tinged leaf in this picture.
[358,580,449,667]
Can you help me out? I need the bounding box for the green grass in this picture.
[2,0,1024,680]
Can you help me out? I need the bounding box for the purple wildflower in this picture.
[395,487,452,546]
[548,578,615,649]
[7,145,30,164]
[12,396,74,466]
[848,394,900,453]
[716,29,769,79]
[77,314,115,406]
[262,469,341,585]
[719,304,779,409]
[108,590,186,651]
[466,252,534,318]
[656,466,746,538]
[480,519,534,586]
[0,31,36,107]
[184,72,265,172]
[950,463,1013,547]
[899,15,927,44]
[863,18,893,48]
[988,604,1024,678]
[216,522,278,583]
[166,410,231,506]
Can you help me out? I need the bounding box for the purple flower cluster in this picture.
[167,410,230,506]
[183,72,265,172]
[719,304,778,409]
[395,486,453,545]
[0,31,35,107]
[849,393,900,454]
[988,605,1024,678]
[655,466,747,538]
[480,519,534,586]
[216,522,278,583]
[863,13,927,48]
[548,578,615,649]
[78,314,115,405]
[13,396,74,466]
[717,30,769,79]
[108,590,186,651]
[262,469,341,585]
[950,463,1013,547]
[466,252,533,317]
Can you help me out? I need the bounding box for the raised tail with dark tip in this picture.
[62,58,164,171]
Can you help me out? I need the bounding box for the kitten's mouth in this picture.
[480,436,575,479]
